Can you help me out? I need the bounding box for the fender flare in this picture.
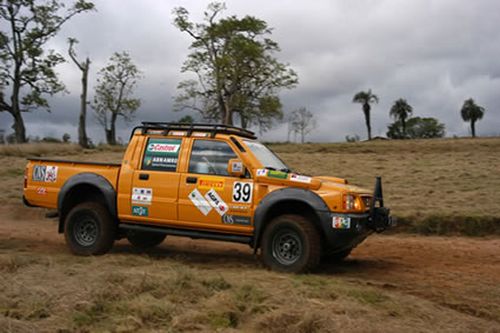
[252,187,330,249]
[57,173,117,232]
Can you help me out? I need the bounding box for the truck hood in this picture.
[254,170,372,195]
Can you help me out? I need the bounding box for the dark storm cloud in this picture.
[1,0,499,142]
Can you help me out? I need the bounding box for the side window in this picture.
[142,138,182,172]
[188,140,237,176]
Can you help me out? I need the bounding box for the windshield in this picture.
[244,140,290,171]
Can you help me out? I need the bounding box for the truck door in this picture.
[178,139,254,234]
[129,137,182,224]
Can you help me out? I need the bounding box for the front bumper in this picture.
[318,206,393,253]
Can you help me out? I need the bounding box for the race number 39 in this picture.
[232,182,253,203]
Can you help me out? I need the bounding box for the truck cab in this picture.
[23,122,392,273]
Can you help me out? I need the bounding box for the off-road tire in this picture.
[64,202,116,255]
[261,214,321,273]
[127,231,166,249]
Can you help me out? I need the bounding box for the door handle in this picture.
[139,173,149,180]
[186,176,197,184]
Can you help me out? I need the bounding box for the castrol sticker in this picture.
[147,143,180,154]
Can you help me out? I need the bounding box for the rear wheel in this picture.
[261,214,321,273]
[127,230,166,249]
[64,202,116,255]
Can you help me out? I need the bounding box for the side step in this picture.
[119,223,253,245]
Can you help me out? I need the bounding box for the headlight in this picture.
[343,194,361,211]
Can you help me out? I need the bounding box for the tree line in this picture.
[0,1,489,145]
[173,2,487,143]
[0,0,142,146]
[352,90,485,141]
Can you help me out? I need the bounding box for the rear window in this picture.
[142,138,182,172]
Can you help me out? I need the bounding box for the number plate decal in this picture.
[232,182,253,203]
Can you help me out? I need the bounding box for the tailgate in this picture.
[24,158,121,209]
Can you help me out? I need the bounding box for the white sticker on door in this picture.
[204,189,228,216]
[132,187,153,205]
[232,182,253,203]
[189,189,212,216]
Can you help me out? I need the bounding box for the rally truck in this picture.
[23,122,392,273]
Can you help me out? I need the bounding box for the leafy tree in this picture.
[387,117,445,139]
[352,89,379,140]
[178,115,194,124]
[172,2,298,131]
[92,52,142,145]
[68,37,90,148]
[460,98,484,137]
[290,107,316,143]
[389,98,413,138]
[0,0,95,143]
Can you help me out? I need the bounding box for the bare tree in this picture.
[0,0,95,143]
[92,52,142,145]
[68,38,90,148]
[290,107,316,143]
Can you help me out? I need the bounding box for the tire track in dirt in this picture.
[1,204,499,323]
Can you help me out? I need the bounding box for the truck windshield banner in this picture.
[142,138,182,171]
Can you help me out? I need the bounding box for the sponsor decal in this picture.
[192,132,210,137]
[144,156,178,170]
[169,131,186,136]
[36,187,47,195]
[232,182,253,203]
[267,170,288,179]
[256,169,268,176]
[198,177,225,191]
[231,161,243,173]
[45,166,58,182]
[222,214,252,226]
[147,143,180,154]
[132,206,149,217]
[143,138,181,171]
[229,204,249,212]
[189,189,212,216]
[332,215,351,229]
[290,174,312,183]
[204,189,228,216]
[132,187,153,205]
[32,165,58,182]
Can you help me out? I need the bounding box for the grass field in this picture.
[0,138,499,332]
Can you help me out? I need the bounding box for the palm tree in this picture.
[353,89,379,140]
[389,98,413,138]
[460,98,485,137]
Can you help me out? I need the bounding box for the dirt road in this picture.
[1,204,499,332]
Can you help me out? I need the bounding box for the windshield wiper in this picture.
[280,168,292,173]
[264,166,277,171]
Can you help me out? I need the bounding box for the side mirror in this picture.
[227,158,245,177]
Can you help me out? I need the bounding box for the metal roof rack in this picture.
[136,122,257,139]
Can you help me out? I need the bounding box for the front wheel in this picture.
[64,202,116,255]
[261,214,321,273]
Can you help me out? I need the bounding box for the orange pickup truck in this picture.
[23,122,392,273]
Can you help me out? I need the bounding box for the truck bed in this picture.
[24,158,121,210]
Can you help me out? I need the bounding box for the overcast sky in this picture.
[1,0,499,143]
